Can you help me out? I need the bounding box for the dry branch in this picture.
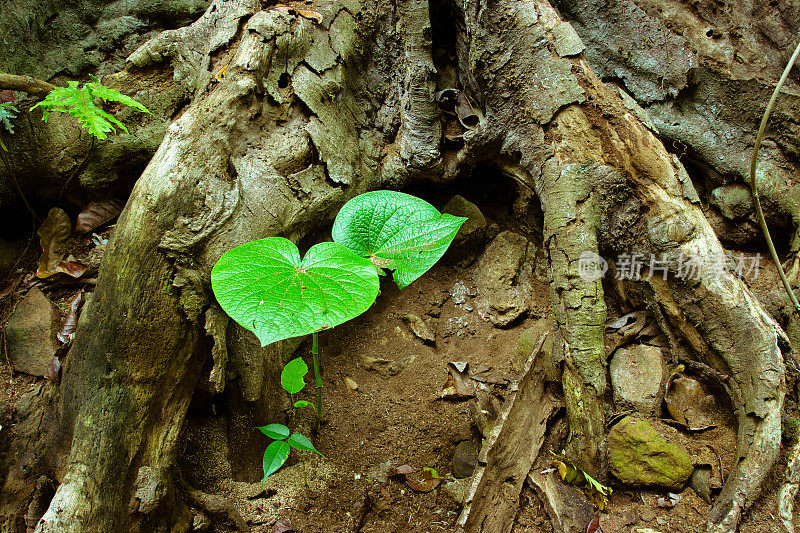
[0,74,55,98]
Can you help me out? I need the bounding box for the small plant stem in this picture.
[750,38,800,316]
[290,392,295,426]
[312,332,323,431]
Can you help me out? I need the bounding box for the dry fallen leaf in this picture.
[405,468,442,493]
[296,8,323,23]
[352,492,370,532]
[434,88,459,105]
[388,464,441,493]
[58,292,85,344]
[75,199,123,234]
[455,92,479,128]
[53,261,90,279]
[664,374,722,431]
[586,515,603,533]
[271,518,295,533]
[37,208,71,278]
[271,4,323,23]
[343,376,359,393]
[440,362,475,399]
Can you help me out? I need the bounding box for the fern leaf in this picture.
[0,103,18,134]
[31,79,149,140]
[88,83,150,114]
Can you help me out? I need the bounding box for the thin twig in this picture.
[750,39,800,315]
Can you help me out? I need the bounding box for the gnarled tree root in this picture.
[454,0,786,530]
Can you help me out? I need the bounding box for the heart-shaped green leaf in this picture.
[281,357,308,395]
[212,238,380,346]
[262,440,290,480]
[257,423,290,440]
[287,433,325,456]
[332,191,467,288]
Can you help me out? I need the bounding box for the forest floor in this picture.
[1,185,798,532]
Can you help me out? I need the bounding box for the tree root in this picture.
[456,0,787,527]
[778,437,800,532]
[456,334,562,532]
[182,481,250,533]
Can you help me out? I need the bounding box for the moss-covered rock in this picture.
[709,184,753,220]
[608,416,693,490]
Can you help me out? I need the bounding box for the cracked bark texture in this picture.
[0,0,792,531]
[552,0,800,257]
[2,0,427,530]
[448,0,785,530]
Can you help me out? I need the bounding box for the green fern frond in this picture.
[0,102,18,134]
[31,78,150,140]
[86,76,149,114]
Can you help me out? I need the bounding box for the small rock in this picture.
[452,440,479,478]
[608,416,694,490]
[443,195,487,254]
[402,314,435,344]
[609,345,665,414]
[664,375,723,430]
[360,353,417,376]
[710,184,753,220]
[442,477,471,505]
[689,465,713,502]
[5,289,59,377]
[474,231,533,327]
[476,231,528,285]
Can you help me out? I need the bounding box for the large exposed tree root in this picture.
[453,0,786,530]
[6,0,787,531]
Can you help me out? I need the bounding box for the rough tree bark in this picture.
[0,0,794,532]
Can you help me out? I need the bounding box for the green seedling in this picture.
[31,75,150,140]
[255,422,323,486]
[212,191,466,478]
[252,357,322,484]
[281,356,315,410]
